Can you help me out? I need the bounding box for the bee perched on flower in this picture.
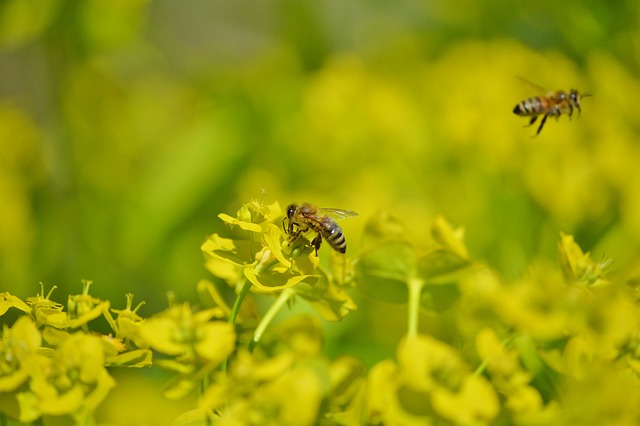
[283,203,358,255]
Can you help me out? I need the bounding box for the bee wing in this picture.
[317,208,359,221]
[517,76,550,95]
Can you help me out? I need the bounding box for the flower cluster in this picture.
[3,200,640,425]
[0,283,150,424]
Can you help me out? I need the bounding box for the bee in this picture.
[283,203,358,255]
[513,77,590,136]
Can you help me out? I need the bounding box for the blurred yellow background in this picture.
[2,0,640,348]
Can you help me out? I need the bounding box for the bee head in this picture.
[286,204,297,220]
[283,204,298,234]
[571,89,591,104]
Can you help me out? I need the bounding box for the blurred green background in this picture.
[2,0,640,332]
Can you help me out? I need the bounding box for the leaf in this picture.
[357,241,416,304]
[417,249,470,280]
[295,275,357,321]
[419,280,460,313]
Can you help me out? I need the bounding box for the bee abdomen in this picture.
[513,97,543,116]
[323,226,347,253]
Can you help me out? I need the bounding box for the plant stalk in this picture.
[249,288,294,352]
[407,277,424,338]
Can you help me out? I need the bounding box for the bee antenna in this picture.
[582,91,592,98]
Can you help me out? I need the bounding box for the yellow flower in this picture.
[139,302,235,364]
[0,316,41,392]
[365,334,499,425]
[17,333,116,423]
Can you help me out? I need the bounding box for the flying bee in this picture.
[513,77,590,136]
[283,203,358,255]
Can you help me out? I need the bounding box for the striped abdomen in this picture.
[318,216,347,253]
[513,96,551,117]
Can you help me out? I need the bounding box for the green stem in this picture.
[249,231,256,260]
[407,277,424,338]
[249,288,295,352]
[221,279,254,377]
[228,279,253,326]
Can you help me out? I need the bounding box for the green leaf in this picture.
[417,249,470,280]
[357,241,416,304]
[294,273,357,321]
[419,281,460,313]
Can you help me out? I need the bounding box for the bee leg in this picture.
[577,103,582,117]
[287,228,302,244]
[535,113,549,136]
[525,116,538,127]
[311,234,322,257]
[568,104,574,120]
